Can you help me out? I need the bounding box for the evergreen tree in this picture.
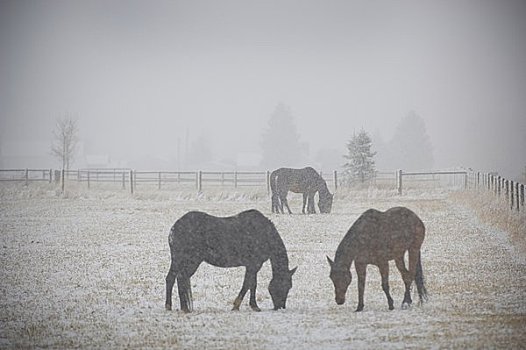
[343,129,376,183]
[260,103,304,168]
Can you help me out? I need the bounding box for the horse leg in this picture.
[276,192,284,214]
[177,275,192,313]
[281,193,292,214]
[165,260,178,311]
[395,256,413,308]
[415,250,427,304]
[177,260,200,313]
[355,262,367,312]
[308,193,316,214]
[233,266,261,311]
[271,194,279,213]
[248,264,263,311]
[378,261,394,310]
[232,268,250,311]
[302,193,308,214]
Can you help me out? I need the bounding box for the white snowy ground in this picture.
[0,183,525,349]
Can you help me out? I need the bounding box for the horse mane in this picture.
[242,209,290,274]
[334,210,379,268]
[266,218,290,275]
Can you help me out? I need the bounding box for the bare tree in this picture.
[51,116,78,170]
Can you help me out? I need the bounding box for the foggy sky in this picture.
[1,0,525,178]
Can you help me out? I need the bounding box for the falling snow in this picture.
[1,184,525,348]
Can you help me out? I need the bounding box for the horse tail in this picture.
[415,250,428,303]
[269,170,280,213]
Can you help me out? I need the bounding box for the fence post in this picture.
[397,170,403,195]
[87,170,91,189]
[490,174,493,192]
[130,170,134,194]
[197,171,202,192]
[49,169,52,183]
[515,182,520,212]
[510,181,515,210]
[24,168,29,186]
[122,172,125,190]
[158,172,162,190]
[521,184,525,212]
[334,170,338,191]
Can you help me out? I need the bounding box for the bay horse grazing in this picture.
[327,207,427,311]
[270,167,333,214]
[165,209,297,312]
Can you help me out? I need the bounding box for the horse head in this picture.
[268,267,297,310]
[327,256,351,305]
[318,193,334,213]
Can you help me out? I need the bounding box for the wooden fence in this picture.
[60,169,339,194]
[2,167,522,214]
[0,169,53,185]
[468,171,525,213]
[2,168,470,194]
[397,170,468,195]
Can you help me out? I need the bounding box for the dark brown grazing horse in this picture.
[270,167,333,214]
[165,209,297,312]
[327,207,427,311]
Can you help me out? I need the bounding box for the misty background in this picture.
[1,0,525,179]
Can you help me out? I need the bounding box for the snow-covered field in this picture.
[1,183,525,349]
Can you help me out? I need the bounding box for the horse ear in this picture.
[289,266,297,276]
[326,256,334,267]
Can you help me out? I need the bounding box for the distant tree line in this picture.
[259,104,434,183]
[343,111,434,184]
[50,105,433,175]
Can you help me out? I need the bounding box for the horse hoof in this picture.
[401,302,411,310]
[165,304,172,311]
[251,306,262,312]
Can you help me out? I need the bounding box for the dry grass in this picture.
[450,190,526,254]
[1,184,525,349]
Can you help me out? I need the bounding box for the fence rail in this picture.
[397,170,468,195]
[2,168,474,193]
[2,167,521,215]
[468,171,525,213]
[0,169,53,184]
